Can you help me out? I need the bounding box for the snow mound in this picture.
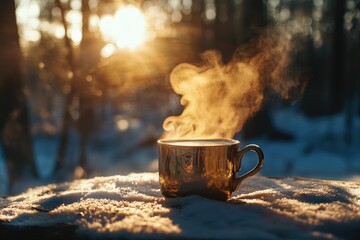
[1,173,360,239]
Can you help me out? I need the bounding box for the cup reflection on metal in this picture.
[158,139,264,201]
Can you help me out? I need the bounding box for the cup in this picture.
[158,139,264,201]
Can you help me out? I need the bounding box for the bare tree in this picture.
[0,0,35,190]
[55,0,78,172]
[55,0,101,177]
[77,0,101,175]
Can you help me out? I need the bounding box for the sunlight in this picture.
[99,5,147,50]
[66,10,82,45]
[101,43,116,58]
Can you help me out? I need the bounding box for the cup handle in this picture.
[231,144,264,192]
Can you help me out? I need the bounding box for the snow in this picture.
[1,172,360,239]
[33,136,59,179]
[0,146,9,195]
[2,106,360,196]
[1,107,360,238]
[241,108,360,180]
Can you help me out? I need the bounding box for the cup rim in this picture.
[157,138,240,146]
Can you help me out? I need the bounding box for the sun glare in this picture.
[100,6,147,50]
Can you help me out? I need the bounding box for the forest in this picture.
[0,0,359,195]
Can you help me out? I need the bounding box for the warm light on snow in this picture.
[1,173,360,239]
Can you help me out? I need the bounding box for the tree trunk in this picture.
[76,0,100,174]
[0,0,35,189]
[55,0,78,172]
[331,0,345,114]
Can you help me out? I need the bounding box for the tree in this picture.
[331,0,346,114]
[77,0,102,174]
[0,0,35,190]
[55,0,102,177]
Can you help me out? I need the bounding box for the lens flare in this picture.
[100,6,147,50]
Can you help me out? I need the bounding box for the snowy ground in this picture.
[258,108,360,181]
[1,172,359,239]
[1,108,360,238]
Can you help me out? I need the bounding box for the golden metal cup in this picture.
[158,139,264,201]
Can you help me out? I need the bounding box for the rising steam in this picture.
[163,29,304,139]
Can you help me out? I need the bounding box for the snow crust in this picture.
[1,172,359,239]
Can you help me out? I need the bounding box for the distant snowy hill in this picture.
[1,172,359,239]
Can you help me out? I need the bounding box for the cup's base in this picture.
[160,184,230,201]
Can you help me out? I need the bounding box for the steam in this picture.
[163,29,304,140]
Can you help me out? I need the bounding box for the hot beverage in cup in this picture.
[158,139,264,201]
